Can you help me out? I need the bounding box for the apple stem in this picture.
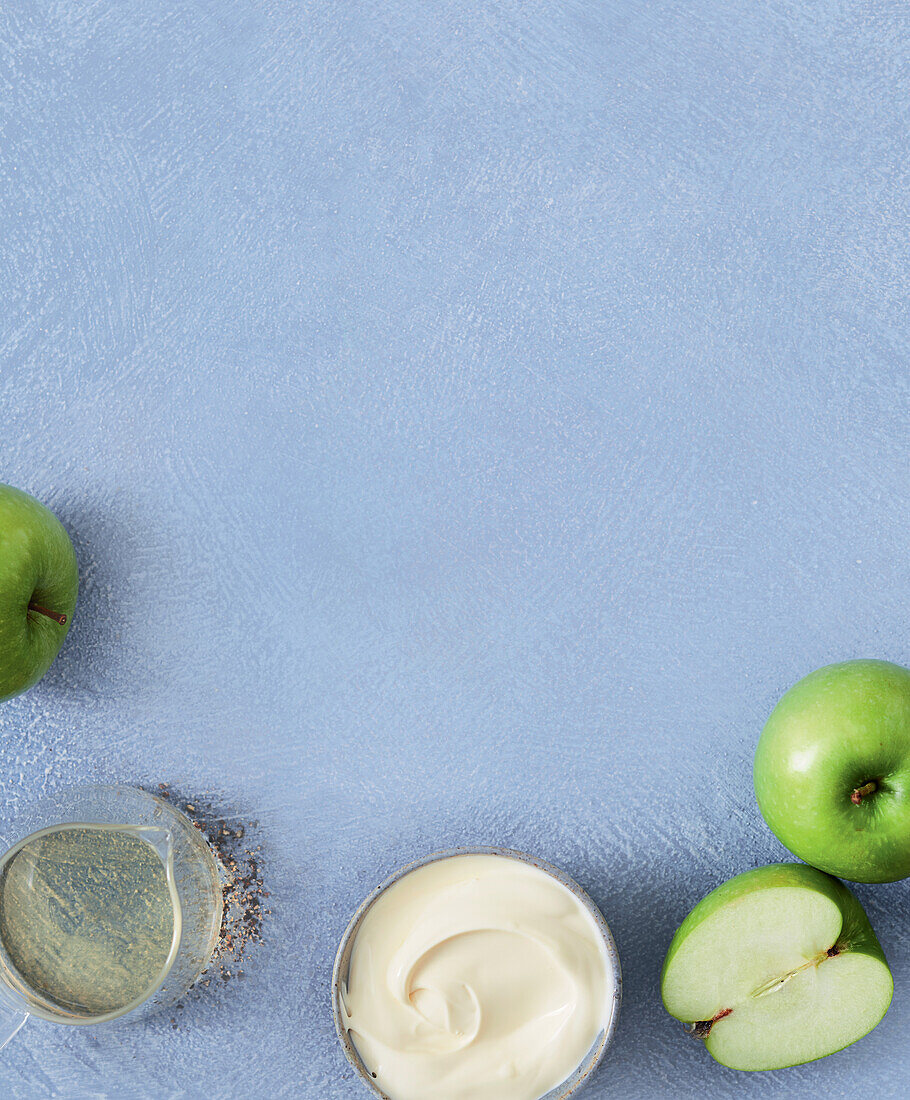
[851,781,877,805]
[27,602,68,626]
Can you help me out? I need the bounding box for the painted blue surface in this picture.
[0,0,907,1096]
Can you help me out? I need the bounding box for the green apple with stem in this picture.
[0,484,79,701]
[661,863,892,1070]
[754,660,910,883]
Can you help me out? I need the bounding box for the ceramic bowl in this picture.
[332,846,622,1100]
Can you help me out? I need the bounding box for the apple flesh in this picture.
[754,660,910,883]
[661,863,892,1071]
[0,484,79,702]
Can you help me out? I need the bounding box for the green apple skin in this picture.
[661,863,892,1071]
[0,485,79,701]
[754,660,910,883]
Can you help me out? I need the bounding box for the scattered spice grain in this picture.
[152,785,270,991]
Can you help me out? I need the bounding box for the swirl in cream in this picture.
[341,853,615,1100]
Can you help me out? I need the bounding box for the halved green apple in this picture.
[661,863,892,1071]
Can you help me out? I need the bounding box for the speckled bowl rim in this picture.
[332,846,622,1100]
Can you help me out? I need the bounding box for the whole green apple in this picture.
[661,862,892,1070]
[754,659,910,883]
[0,484,78,701]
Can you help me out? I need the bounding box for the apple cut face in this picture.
[706,950,892,1071]
[661,866,892,1071]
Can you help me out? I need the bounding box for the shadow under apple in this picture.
[32,497,154,701]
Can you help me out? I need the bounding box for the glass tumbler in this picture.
[0,784,223,1048]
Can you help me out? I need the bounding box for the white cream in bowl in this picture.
[339,853,617,1100]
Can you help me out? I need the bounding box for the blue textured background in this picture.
[1,1,908,1097]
